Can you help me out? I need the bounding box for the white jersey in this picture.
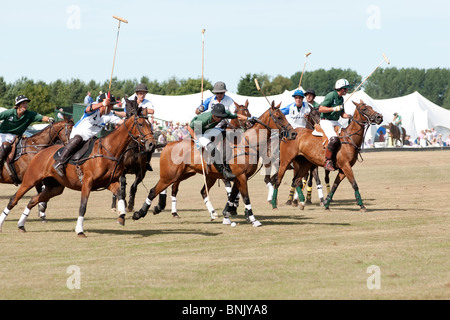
[71,109,122,141]
[124,98,154,114]
[281,102,311,129]
[203,94,235,113]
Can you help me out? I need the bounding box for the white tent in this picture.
[140,89,450,145]
[372,91,450,141]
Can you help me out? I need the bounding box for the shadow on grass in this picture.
[88,228,222,238]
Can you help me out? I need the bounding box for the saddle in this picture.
[312,124,342,148]
[7,136,22,164]
[53,137,97,166]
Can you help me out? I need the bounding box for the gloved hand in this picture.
[48,117,55,124]
[247,116,258,124]
[197,105,205,112]
[102,98,110,107]
[332,105,343,112]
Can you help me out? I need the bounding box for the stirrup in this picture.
[53,162,66,177]
[222,170,236,180]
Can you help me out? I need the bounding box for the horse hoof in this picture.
[132,211,143,220]
[223,218,231,225]
[360,207,367,213]
[126,207,133,213]
[291,200,298,207]
[77,232,87,238]
[172,213,180,219]
[117,214,125,226]
[298,203,305,210]
[18,226,26,233]
[110,208,116,213]
[153,206,161,215]
[272,207,278,210]
[40,216,47,223]
[285,200,292,205]
[252,220,262,227]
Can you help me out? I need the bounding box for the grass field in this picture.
[0,150,448,300]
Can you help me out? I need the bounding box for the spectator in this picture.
[445,134,450,147]
[84,91,93,105]
[404,135,412,146]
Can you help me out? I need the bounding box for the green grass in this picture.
[0,151,449,300]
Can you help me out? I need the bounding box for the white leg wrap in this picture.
[266,183,273,201]
[75,216,84,235]
[117,199,126,215]
[18,207,31,228]
[145,198,152,206]
[317,185,324,199]
[0,208,10,228]
[160,189,167,195]
[245,204,252,211]
[171,196,177,213]
[294,191,299,200]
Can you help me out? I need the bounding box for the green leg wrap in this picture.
[325,192,334,208]
[271,189,278,209]
[295,186,305,202]
[355,190,363,206]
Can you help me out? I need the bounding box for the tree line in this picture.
[1,67,449,116]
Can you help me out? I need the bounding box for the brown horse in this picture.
[271,100,383,212]
[264,107,329,207]
[0,116,73,219]
[0,112,155,237]
[132,102,297,227]
[151,100,254,220]
[388,122,406,146]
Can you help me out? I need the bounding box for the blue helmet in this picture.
[292,89,305,98]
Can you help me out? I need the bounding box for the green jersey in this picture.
[309,101,320,109]
[0,108,44,135]
[190,110,237,134]
[320,90,345,121]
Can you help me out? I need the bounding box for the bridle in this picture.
[123,115,154,147]
[253,107,295,140]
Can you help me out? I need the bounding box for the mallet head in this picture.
[305,52,312,57]
[113,15,128,23]
[382,53,390,64]
[254,78,261,91]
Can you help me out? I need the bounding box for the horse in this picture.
[110,98,160,213]
[264,107,329,207]
[0,111,155,237]
[270,100,383,212]
[151,100,254,220]
[132,101,297,227]
[388,122,406,146]
[0,116,73,219]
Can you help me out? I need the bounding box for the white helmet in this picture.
[335,79,350,90]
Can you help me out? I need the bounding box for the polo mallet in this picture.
[345,53,390,104]
[298,52,311,89]
[108,15,128,98]
[254,78,272,107]
[200,29,206,106]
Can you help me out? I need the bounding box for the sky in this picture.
[1,0,449,93]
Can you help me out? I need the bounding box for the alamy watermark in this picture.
[366,265,381,290]
[366,5,381,30]
[66,265,81,289]
[66,5,81,30]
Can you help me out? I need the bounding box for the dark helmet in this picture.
[211,104,228,117]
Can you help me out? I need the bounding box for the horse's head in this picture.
[124,97,141,118]
[352,100,383,125]
[124,111,155,152]
[259,101,297,140]
[233,100,252,130]
[38,115,73,145]
[306,108,320,130]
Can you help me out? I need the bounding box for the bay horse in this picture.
[110,98,159,213]
[388,122,406,146]
[0,112,155,237]
[264,107,329,206]
[0,116,73,219]
[152,100,253,219]
[270,100,383,212]
[132,101,297,227]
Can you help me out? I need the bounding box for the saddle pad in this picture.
[53,137,97,166]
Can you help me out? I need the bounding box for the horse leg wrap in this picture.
[317,185,324,200]
[18,207,31,228]
[306,186,312,202]
[287,187,295,202]
[295,186,305,202]
[355,190,363,207]
[271,189,278,209]
[324,192,334,209]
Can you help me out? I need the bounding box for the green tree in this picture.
[264,75,291,95]
[176,78,213,95]
[237,73,270,96]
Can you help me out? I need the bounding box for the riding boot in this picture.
[206,143,236,180]
[53,135,83,177]
[0,143,10,179]
[324,137,341,171]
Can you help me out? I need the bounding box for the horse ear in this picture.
[245,99,249,107]
[271,100,275,109]
[352,100,358,106]
[234,101,239,108]
[276,102,281,109]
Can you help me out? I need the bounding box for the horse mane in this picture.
[125,97,141,118]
